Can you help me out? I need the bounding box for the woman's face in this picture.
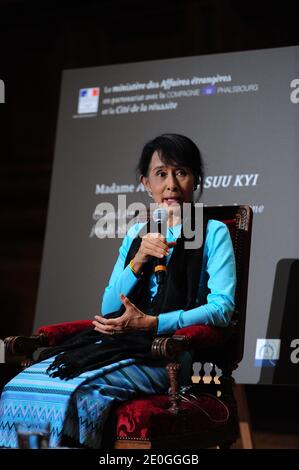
[141,151,195,209]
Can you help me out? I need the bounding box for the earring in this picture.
[193,184,198,191]
[147,190,153,198]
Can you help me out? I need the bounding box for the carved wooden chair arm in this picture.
[5,334,48,356]
[4,334,48,368]
[5,332,186,359]
[150,335,187,359]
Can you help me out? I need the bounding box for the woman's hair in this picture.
[137,133,204,195]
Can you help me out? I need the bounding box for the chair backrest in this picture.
[201,205,253,370]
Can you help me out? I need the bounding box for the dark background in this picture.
[0,0,299,438]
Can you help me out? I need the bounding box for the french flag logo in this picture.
[78,87,100,114]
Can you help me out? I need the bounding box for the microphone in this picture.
[152,207,168,286]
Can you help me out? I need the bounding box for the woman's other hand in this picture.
[92,294,157,334]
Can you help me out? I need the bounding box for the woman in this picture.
[0,134,236,449]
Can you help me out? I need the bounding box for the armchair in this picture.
[4,205,252,449]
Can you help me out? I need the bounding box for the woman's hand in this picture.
[92,294,157,334]
[130,233,174,274]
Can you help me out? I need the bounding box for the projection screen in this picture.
[35,46,299,384]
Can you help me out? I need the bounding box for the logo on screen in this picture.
[202,85,216,95]
[78,87,100,114]
[255,339,281,367]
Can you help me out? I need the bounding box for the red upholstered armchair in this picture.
[4,205,252,449]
